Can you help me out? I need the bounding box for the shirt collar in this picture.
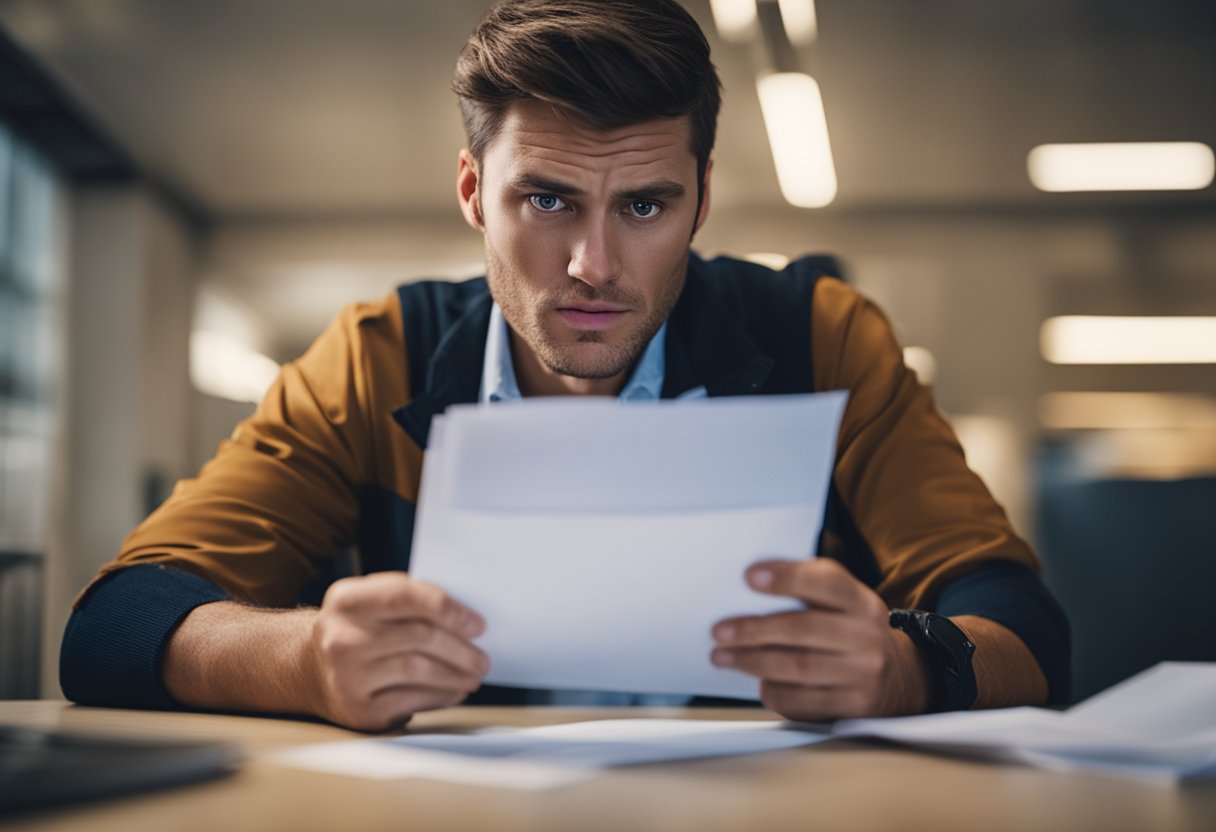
[479,302,667,403]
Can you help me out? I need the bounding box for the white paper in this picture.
[273,740,594,790]
[834,662,1216,780]
[272,663,1216,789]
[409,392,849,700]
[1064,662,1216,739]
[271,719,832,790]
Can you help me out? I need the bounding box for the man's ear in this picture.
[456,148,484,232]
[693,158,713,237]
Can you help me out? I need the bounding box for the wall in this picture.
[41,185,200,696]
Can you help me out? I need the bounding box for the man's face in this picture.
[458,101,710,387]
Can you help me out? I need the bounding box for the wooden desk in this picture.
[2,701,1213,832]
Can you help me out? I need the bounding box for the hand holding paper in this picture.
[307,571,492,731]
[711,557,928,720]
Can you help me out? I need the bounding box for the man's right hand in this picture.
[306,572,490,731]
[162,572,489,733]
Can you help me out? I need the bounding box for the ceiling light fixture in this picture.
[708,0,758,41]
[756,72,837,208]
[1040,316,1216,364]
[776,0,817,44]
[903,346,938,385]
[190,331,281,404]
[743,252,791,270]
[1028,142,1215,192]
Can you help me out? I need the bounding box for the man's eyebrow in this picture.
[613,180,686,201]
[509,174,585,196]
[508,174,687,202]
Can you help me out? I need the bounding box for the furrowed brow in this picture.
[510,174,585,197]
[613,181,686,202]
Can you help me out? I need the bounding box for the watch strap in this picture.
[888,609,978,712]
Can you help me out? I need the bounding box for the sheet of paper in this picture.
[272,740,594,790]
[271,719,832,790]
[833,662,1216,780]
[272,663,1216,788]
[408,392,849,700]
[393,718,831,766]
[1063,662,1216,740]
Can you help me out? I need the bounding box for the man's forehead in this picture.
[486,101,695,176]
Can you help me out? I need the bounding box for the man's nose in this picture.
[567,216,622,287]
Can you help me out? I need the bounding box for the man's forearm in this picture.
[953,615,1049,709]
[163,601,321,716]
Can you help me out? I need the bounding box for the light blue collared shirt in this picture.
[479,302,690,706]
[479,302,669,404]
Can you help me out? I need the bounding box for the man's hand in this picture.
[163,572,490,733]
[306,572,491,731]
[710,558,932,721]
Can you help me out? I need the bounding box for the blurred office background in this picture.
[0,0,1212,701]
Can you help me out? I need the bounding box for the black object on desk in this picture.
[0,725,242,816]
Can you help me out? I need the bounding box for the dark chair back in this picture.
[1035,447,1216,703]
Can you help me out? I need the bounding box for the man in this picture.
[61,0,1068,732]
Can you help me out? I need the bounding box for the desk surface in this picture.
[1,701,1213,832]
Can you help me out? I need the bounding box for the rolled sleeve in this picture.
[60,564,230,709]
[933,561,1072,705]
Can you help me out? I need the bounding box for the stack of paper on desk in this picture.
[272,663,1216,789]
[408,392,850,701]
[836,662,1216,780]
[275,719,832,790]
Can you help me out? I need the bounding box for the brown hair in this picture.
[453,0,722,196]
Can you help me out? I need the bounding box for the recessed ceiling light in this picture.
[756,72,837,208]
[1028,142,1215,192]
[1040,316,1216,364]
[903,346,937,385]
[777,0,817,44]
[709,0,758,41]
[190,331,280,403]
[744,252,791,270]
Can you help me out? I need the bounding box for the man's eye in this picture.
[528,194,566,212]
[628,200,661,218]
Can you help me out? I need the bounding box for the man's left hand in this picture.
[710,558,932,721]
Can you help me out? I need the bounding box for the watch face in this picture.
[925,615,974,675]
[890,609,978,712]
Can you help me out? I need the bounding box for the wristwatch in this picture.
[888,609,977,712]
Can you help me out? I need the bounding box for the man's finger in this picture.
[759,680,860,722]
[368,618,491,678]
[366,651,484,696]
[368,686,467,730]
[745,558,870,610]
[711,645,856,686]
[327,572,486,636]
[712,608,867,653]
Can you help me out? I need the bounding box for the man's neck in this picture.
[508,329,629,397]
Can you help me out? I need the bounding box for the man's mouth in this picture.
[555,304,629,331]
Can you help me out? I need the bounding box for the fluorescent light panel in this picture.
[709,0,758,41]
[190,331,281,404]
[756,72,837,208]
[1041,316,1216,364]
[902,346,937,385]
[777,0,818,43]
[1028,142,1215,192]
[743,252,791,271]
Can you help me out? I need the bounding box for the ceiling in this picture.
[0,0,1213,218]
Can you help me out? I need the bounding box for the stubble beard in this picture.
[487,249,688,381]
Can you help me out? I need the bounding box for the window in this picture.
[0,121,63,698]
